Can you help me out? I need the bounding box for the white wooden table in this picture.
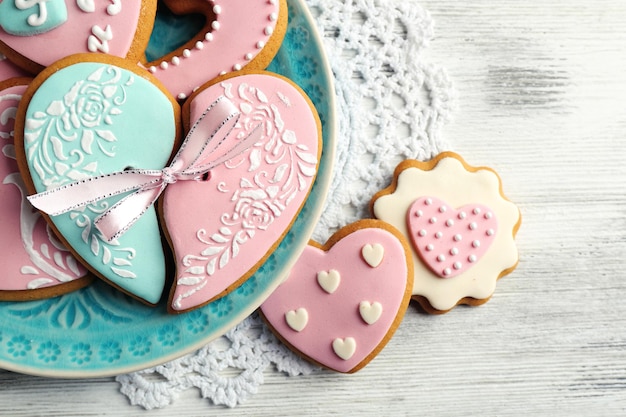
[2,1,626,415]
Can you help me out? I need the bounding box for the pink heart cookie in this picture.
[260,220,413,373]
[0,80,90,300]
[146,0,288,100]
[407,196,497,278]
[164,72,321,313]
[0,0,156,73]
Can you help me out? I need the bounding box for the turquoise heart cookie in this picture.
[16,56,180,305]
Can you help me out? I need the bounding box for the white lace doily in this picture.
[116,0,454,409]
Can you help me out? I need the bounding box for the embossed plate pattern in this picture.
[0,0,335,377]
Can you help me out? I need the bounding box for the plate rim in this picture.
[0,0,336,378]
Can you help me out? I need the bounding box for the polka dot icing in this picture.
[371,152,521,313]
[407,196,498,278]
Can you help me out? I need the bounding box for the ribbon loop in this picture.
[28,96,263,242]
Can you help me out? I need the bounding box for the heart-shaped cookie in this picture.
[260,220,413,373]
[145,0,288,100]
[15,55,181,305]
[163,72,321,312]
[0,80,90,300]
[407,196,497,278]
[0,0,156,72]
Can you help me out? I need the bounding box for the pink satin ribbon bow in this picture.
[28,96,262,242]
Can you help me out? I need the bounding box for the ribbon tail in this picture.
[94,184,164,242]
[27,171,162,216]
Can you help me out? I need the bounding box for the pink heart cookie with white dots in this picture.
[0,0,156,73]
[260,220,413,373]
[407,196,497,278]
[0,80,90,300]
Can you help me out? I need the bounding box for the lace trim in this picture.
[116,0,454,409]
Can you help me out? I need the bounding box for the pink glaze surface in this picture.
[148,0,281,100]
[0,0,145,68]
[0,84,86,292]
[0,54,29,81]
[165,73,320,312]
[407,196,498,278]
[260,227,410,373]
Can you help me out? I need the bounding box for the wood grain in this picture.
[1,0,626,415]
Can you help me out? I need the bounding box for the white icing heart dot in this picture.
[317,269,341,294]
[359,301,383,325]
[362,243,384,268]
[285,308,308,332]
[332,337,357,361]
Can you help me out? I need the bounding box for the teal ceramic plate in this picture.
[0,0,335,377]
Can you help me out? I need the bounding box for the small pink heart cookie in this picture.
[371,152,521,314]
[163,72,321,313]
[0,0,156,73]
[407,196,498,279]
[0,80,90,300]
[260,220,413,373]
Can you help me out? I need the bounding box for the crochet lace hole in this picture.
[201,172,210,181]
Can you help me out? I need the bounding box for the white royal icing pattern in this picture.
[173,83,318,306]
[88,24,113,53]
[1,91,83,288]
[15,0,50,27]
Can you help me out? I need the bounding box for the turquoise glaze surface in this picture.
[0,0,68,36]
[0,0,335,377]
[23,62,176,305]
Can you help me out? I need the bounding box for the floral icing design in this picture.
[21,61,178,304]
[0,84,87,293]
[23,66,139,281]
[170,79,319,310]
[24,65,126,188]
